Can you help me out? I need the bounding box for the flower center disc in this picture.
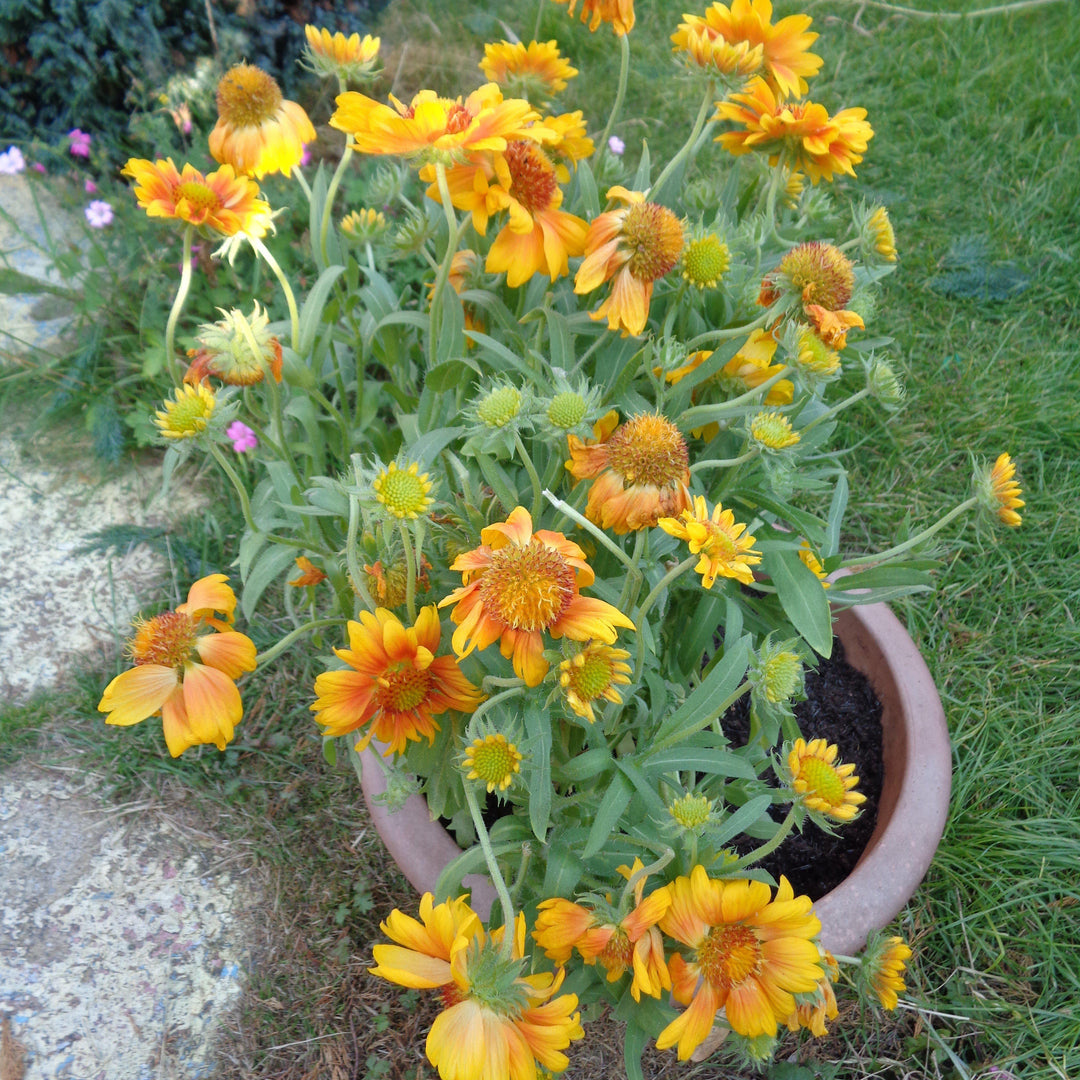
[599,931,634,973]
[569,653,615,702]
[174,182,223,213]
[606,415,689,488]
[376,666,432,713]
[478,542,575,631]
[800,757,847,807]
[697,923,762,991]
[129,611,197,670]
[505,142,557,215]
[216,63,283,127]
[621,202,684,283]
[377,469,430,518]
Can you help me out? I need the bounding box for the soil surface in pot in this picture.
[723,634,884,900]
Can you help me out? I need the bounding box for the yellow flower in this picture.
[795,326,841,378]
[330,83,541,162]
[370,896,585,1079]
[784,949,839,1036]
[750,409,799,450]
[658,495,762,588]
[304,25,380,82]
[574,187,685,337]
[566,411,692,534]
[681,233,731,290]
[982,452,1024,527]
[716,77,873,183]
[558,642,632,723]
[311,606,484,757]
[153,383,215,439]
[863,935,913,1010]
[798,540,830,588]
[98,575,256,757]
[289,556,327,587]
[462,732,523,792]
[720,330,794,405]
[672,0,822,96]
[122,158,271,237]
[553,0,635,36]
[480,40,578,99]
[209,63,315,179]
[539,110,595,179]
[657,867,823,1055]
[788,737,866,822]
[438,506,635,687]
[185,303,283,386]
[866,205,897,262]
[373,461,435,520]
[340,207,389,242]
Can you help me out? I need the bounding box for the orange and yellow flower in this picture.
[480,40,578,98]
[863,935,912,1010]
[557,642,632,723]
[984,452,1024,527]
[553,0,635,36]
[209,63,315,179]
[438,506,635,687]
[122,158,271,237]
[784,950,839,1036]
[289,556,327,587]
[304,25,380,82]
[656,866,823,1056]
[98,575,257,757]
[534,859,672,1002]
[720,329,794,404]
[566,411,692,534]
[370,894,585,1080]
[716,77,873,184]
[658,496,762,588]
[788,738,866,821]
[672,0,821,97]
[330,83,541,162]
[574,186,685,337]
[798,540,830,587]
[311,606,483,756]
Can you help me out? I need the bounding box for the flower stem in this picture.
[683,309,772,352]
[399,521,418,624]
[596,33,631,165]
[428,161,465,369]
[798,387,871,436]
[651,85,715,199]
[619,847,674,909]
[678,365,792,429]
[633,555,697,681]
[839,497,978,568]
[462,782,517,933]
[347,459,376,613]
[514,431,544,524]
[255,616,347,668]
[727,804,798,872]
[163,225,194,385]
[319,145,353,267]
[252,236,300,352]
[689,449,758,474]
[469,686,526,729]
[542,489,637,573]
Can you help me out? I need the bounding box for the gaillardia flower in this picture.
[153,382,215,439]
[303,25,381,82]
[209,63,315,179]
[185,302,283,386]
[553,0,635,36]
[861,934,913,1010]
[784,949,839,1036]
[566,411,692,534]
[787,737,866,821]
[672,0,822,97]
[574,186,685,337]
[480,40,578,99]
[369,895,585,1080]
[656,867,823,1056]
[123,158,271,237]
[720,329,794,405]
[373,461,435,520]
[438,505,635,687]
[716,77,873,184]
[311,606,483,756]
[462,732,523,792]
[658,495,762,588]
[798,540,830,587]
[558,642,632,723]
[98,575,256,757]
[979,452,1024,528]
[289,556,327,587]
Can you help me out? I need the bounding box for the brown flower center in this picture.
[605,414,689,488]
[621,202,685,283]
[216,63,283,128]
[128,611,197,671]
[778,241,854,310]
[173,182,223,213]
[696,923,762,991]
[478,542,576,632]
[599,930,634,974]
[445,102,474,135]
[375,666,432,714]
[504,141,557,215]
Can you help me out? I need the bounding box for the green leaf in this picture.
[434,841,520,903]
[241,544,298,620]
[633,139,652,191]
[322,737,337,766]
[467,331,548,388]
[541,306,574,373]
[711,794,773,848]
[644,746,756,781]
[298,264,345,356]
[408,425,467,469]
[823,472,849,559]
[524,701,552,843]
[541,832,586,898]
[572,158,600,219]
[553,746,614,783]
[675,591,724,677]
[425,358,481,393]
[582,773,633,859]
[435,283,465,366]
[764,546,834,657]
[613,757,669,820]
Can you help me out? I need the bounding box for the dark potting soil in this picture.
[722,634,884,900]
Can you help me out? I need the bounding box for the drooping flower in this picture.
[289,555,326,587]
[153,383,215,440]
[98,575,257,757]
[656,866,823,1056]
[84,200,114,228]
[574,186,685,336]
[0,146,26,174]
[865,205,897,262]
[674,25,764,81]
[784,949,839,1036]
[716,77,873,183]
[566,411,692,534]
[186,303,284,386]
[209,63,315,179]
[794,326,841,378]
[372,461,435,520]
[979,452,1024,528]
[311,606,484,756]
[438,506,635,687]
[787,737,866,822]
[330,83,541,162]
[761,240,854,312]
[672,0,822,97]
[658,495,762,588]
[541,111,595,177]
[370,896,585,1080]
[720,329,794,405]
[122,158,272,238]
[861,934,913,1010]
[362,556,432,609]
[553,0,635,36]
[558,641,632,723]
[303,25,381,83]
[534,859,672,1001]
[480,40,578,100]
[462,732,523,792]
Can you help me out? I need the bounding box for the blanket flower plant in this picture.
[103,0,1024,1073]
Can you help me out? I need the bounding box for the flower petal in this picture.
[98,664,179,725]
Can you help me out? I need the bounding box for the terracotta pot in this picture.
[358,600,951,953]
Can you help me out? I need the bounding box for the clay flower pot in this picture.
[358,599,951,952]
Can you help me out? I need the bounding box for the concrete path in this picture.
[1,170,256,1079]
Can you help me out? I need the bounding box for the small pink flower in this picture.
[226,421,258,453]
[85,200,114,228]
[0,146,26,174]
[32,162,47,174]
[84,178,98,194]
[607,135,625,156]
[300,146,311,168]
[68,128,92,158]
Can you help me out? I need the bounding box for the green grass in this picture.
[3,0,1079,1077]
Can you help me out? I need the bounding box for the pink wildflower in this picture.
[85,201,114,228]
[227,421,258,453]
[607,135,625,156]
[32,162,46,174]
[84,178,98,194]
[68,129,92,158]
[0,146,26,174]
